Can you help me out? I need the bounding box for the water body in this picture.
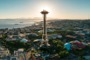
[0,19,41,29]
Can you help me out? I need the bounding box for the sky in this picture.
[0,0,90,19]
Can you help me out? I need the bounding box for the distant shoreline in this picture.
[0,19,90,29]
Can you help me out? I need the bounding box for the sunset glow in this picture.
[36,2,54,18]
[0,0,90,19]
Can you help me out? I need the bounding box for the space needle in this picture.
[40,10,50,47]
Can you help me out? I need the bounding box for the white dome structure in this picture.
[21,38,28,43]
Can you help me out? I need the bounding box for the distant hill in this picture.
[48,19,90,29]
[34,19,90,29]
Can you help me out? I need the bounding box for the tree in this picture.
[40,39,70,58]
